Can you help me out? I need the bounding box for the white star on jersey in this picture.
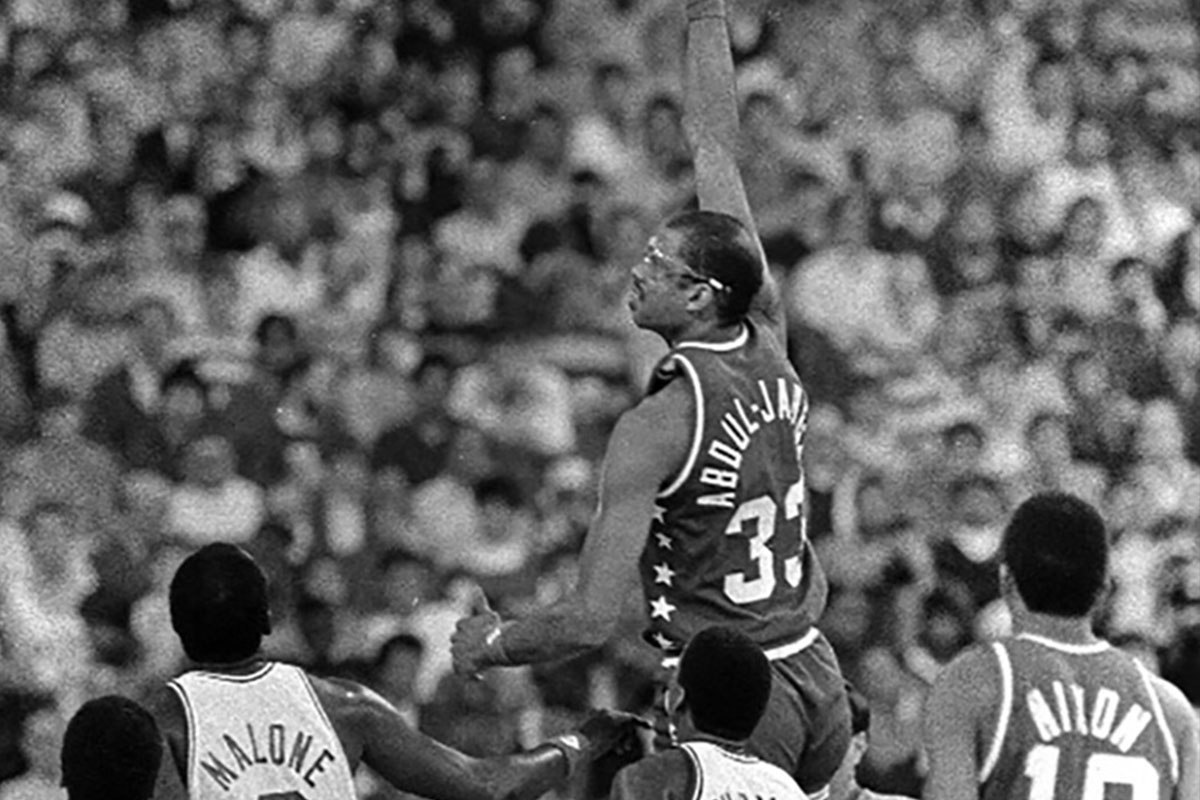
[653,563,676,586]
[655,532,673,550]
[652,504,666,524]
[650,596,677,621]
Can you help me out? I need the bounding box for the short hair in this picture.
[253,313,298,346]
[62,696,163,800]
[170,544,271,663]
[678,626,772,741]
[663,210,763,325]
[374,632,425,671]
[1002,493,1109,617]
[160,359,208,397]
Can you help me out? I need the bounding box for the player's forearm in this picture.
[684,0,739,163]
[489,599,613,667]
[470,746,572,800]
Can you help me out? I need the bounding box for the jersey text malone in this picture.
[696,378,806,509]
[1025,680,1154,751]
[199,722,338,792]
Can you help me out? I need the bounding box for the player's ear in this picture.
[683,282,711,313]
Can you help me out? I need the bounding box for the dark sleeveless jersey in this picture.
[979,634,1182,800]
[638,319,827,657]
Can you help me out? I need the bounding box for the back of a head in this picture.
[170,543,270,663]
[678,626,772,741]
[1002,492,1108,617]
[664,211,762,325]
[62,696,163,800]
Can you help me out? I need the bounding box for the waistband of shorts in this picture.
[661,626,820,670]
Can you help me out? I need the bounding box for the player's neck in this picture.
[667,318,744,348]
[684,730,750,753]
[192,653,267,674]
[1013,610,1099,646]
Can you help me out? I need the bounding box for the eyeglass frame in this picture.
[640,242,732,295]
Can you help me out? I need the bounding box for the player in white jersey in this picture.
[923,493,1200,800]
[610,626,806,800]
[62,695,163,800]
[146,543,644,800]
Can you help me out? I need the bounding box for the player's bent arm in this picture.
[610,750,692,800]
[330,678,570,800]
[682,0,784,344]
[921,646,1000,800]
[498,382,692,666]
[1151,674,1200,800]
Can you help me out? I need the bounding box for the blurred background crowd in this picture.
[1,0,1200,796]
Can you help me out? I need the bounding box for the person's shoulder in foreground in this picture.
[62,694,163,800]
[148,542,648,800]
[610,626,806,800]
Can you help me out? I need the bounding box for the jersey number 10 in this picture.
[723,478,806,605]
[1024,744,1159,800]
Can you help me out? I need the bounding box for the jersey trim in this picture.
[194,663,276,683]
[675,325,749,353]
[298,668,342,745]
[979,642,1013,784]
[1016,633,1111,655]
[658,354,704,500]
[1135,660,1180,784]
[168,679,198,788]
[661,627,818,669]
[683,743,705,800]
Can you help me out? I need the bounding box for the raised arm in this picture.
[683,0,784,342]
[452,380,691,671]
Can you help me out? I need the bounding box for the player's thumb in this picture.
[468,583,495,616]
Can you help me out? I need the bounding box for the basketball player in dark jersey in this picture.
[452,0,851,795]
[145,544,645,800]
[922,493,1200,800]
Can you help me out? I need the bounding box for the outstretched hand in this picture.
[450,585,504,677]
[577,711,653,800]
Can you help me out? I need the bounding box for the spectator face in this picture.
[438,60,481,124]
[643,99,684,159]
[307,113,345,161]
[1069,118,1112,165]
[226,22,266,76]
[163,380,206,425]
[1030,61,1073,119]
[527,110,567,167]
[954,484,1005,527]
[463,158,502,214]
[1062,197,1104,252]
[1136,401,1185,460]
[1068,354,1110,399]
[1027,416,1071,464]
[593,65,633,118]
[133,302,178,366]
[26,505,83,583]
[258,318,300,372]
[184,436,236,488]
[165,199,207,264]
[1163,321,1200,375]
[39,403,82,439]
[382,560,433,611]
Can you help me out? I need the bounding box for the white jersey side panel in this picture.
[682,741,807,800]
[169,663,357,800]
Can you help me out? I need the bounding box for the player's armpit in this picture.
[1150,674,1200,800]
[608,751,691,800]
[921,646,999,800]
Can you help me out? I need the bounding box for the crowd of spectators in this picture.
[1,0,1200,796]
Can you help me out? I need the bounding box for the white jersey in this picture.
[169,662,356,800]
[681,741,808,800]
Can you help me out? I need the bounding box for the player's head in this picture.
[170,543,271,663]
[674,626,772,741]
[61,695,163,800]
[1001,492,1109,618]
[630,210,761,334]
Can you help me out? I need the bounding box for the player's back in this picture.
[169,661,357,800]
[640,317,825,656]
[681,741,807,800]
[980,634,1182,800]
